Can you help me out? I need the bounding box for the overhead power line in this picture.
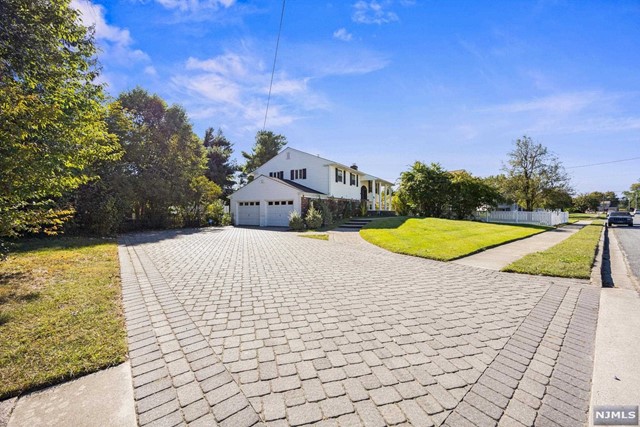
[566,156,640,169]
[263,0,286,131]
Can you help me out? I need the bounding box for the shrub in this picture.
[305,202,323,229]
[221,213,232,226]
[289,210,305,231]
[321,202,333,226]
[205,200,226,225]
[359,201,368,217]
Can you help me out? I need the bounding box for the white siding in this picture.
[328,165,362,200]
[252,148,331,194]
[229,176,303,226]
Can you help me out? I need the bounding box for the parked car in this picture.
[607,211,634,227]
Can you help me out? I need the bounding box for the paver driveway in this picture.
[119,227,599,427]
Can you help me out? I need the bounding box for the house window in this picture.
[335,168,343,183]
[290,168,306,180]
[350,172,357,186]
[271,171,283,179]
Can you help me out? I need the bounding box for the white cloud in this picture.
[71,0,151,65]
[172,73,242,105]
[172,40,389,130]
[269,78,309,95]
[186,54,248,77]
[154,0,235,13]
[352,1,399,25]
[72,0,131,45]
[333,28,353,42]
[144,66,158,76]
[484,92,606,114]
[284,43,389,78]
[172,51,314,128]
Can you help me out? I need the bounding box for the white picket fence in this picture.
[478,210,569,226]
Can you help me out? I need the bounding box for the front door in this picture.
[360,185,368,201]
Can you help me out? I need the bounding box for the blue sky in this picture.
[72,0,640,195]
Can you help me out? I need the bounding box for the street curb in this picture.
[591,224,606,287]
[610,226,640,294]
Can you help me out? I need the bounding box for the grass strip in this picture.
[299,233,329,241]
[0,237,127,398]
[502,222,603,278]
[360,217,548,261]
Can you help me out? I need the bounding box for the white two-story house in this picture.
[229,147,394,226]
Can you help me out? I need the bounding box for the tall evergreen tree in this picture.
[241,130,287,176]
[203,128,237,196]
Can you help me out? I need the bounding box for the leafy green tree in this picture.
[448,171,500,219]
[540,188,573,210]
[183,176,222,227]
[602,191,619,207]
[502,136,572,211]
[396,162,451,217]
[241,130,287,176]
[622,181,640,211]
[74,89,213,232]
[572,193,599,213]
[0,0,119,238]
[117,88,207,228]
[203,128,237,196]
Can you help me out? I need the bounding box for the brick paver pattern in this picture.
[119,227,599,427]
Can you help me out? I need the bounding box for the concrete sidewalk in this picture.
[589,227,640,425]
[0,363,136,427]
[452,221,590,271]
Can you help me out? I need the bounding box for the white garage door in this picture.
[266,200,294,227]
[237,201,260,226]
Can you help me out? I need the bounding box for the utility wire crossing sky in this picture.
[72,0,640,194]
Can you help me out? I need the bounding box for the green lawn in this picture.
[568,212,604,223]
[502,222,603,278]
[360,217,549,261]
[0,237,127,398]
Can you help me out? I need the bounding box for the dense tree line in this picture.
[395,137,575,218]
[72,89,227,234]
[0,0,292,248]
[0,0,119,239]
[393,162,500,219]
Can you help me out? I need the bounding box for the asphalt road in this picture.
[612,219,640,284]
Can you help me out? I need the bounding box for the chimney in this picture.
[350,163,358,170]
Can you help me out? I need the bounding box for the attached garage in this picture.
[237,201,260,226]
[229,175,325,227]
[266,200,294,227]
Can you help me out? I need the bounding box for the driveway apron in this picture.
[119,227,599,426]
